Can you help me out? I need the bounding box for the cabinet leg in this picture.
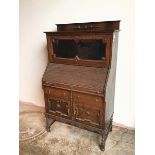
[100,134,106,151]
[110,126,112,132]
[99,116,113,151]
[110,120,113,132]
[110,115,113,132]
[46,117,55,132]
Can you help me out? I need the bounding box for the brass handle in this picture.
[74,110,76,115]
[75,56,80,62]
[75,96,80,102]
[95,98,99,102]
[85,111,90,115]
[97,112,100,119]
[57,104,60,108]
[63,92,66,96]
[72,25,81,29]
[84,25,88,29]
[97,112,100,117]
[48,98,52,103]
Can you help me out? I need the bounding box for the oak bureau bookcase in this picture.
[42,21,120,151]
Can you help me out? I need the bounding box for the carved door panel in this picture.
[74,105,101,127]
[47,97,70,117]
[72,92,103,127]
[44,86,71,118]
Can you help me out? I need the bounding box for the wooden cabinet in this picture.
[42,21,120,151]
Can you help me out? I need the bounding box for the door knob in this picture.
[85,111,90,115]
[57,104,60,108]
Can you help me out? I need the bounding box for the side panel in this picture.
[105,31,119,122]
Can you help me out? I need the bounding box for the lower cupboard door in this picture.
[47,97,71,118]
[74,105,101,128]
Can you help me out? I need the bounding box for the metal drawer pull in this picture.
[72,25,81,29]
[63,92,66,96]
[95,98,99,102]
[85,111,90,115]
[57,104,60,108]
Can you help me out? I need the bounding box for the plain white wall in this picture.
[20,0,134,127]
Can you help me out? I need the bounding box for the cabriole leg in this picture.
[100,133,106,151]
[46,117,55,132]
[110,118,113,132]
[99,116,113,151]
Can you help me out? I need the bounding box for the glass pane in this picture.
[52,39,106,60]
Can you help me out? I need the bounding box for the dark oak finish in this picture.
[56,21,120,32]
[42,21,120,151]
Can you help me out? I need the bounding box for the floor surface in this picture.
[19,103,135,155]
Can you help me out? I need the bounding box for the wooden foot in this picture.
[110,120,113,132]
[99,115,114,151]
[110,114,113,132]
[100,138,105,151]
[100,144,105,151]
[46,117,55,132]
[110,125,112,132]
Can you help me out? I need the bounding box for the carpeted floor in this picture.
[19,103,135,155]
